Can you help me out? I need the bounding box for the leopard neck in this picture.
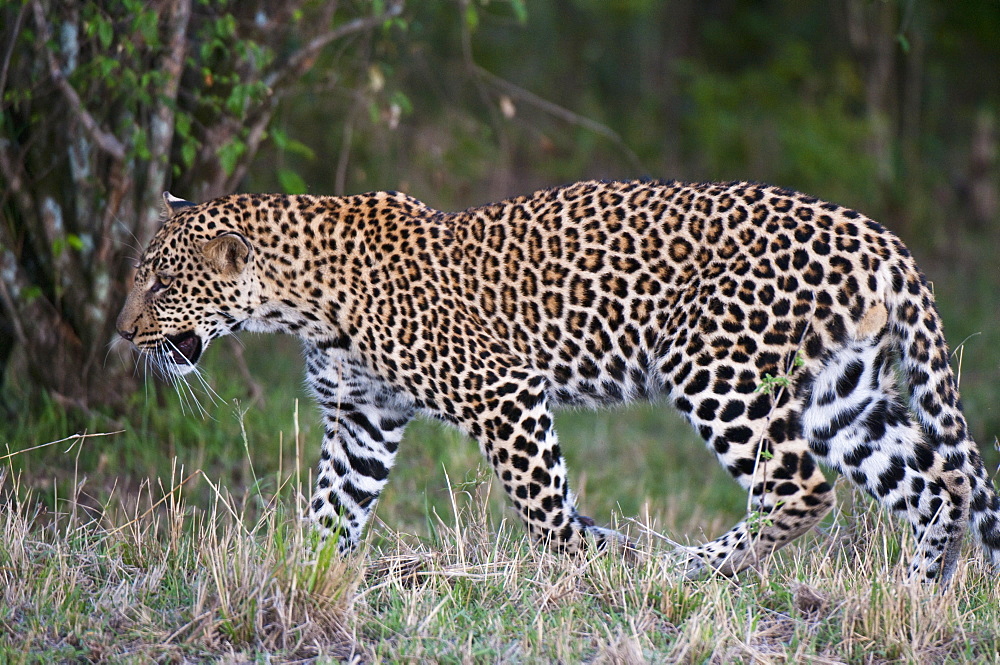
[239,190,442,344]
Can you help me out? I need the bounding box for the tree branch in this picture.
[471,64,645,174]
[219,2,403,194]
[139,0,192,234]
[0,1,27,102]
[0,135,36,224]
[0,251,29,348]
[453,1,643,175]
[263,1,404,92]
[31,0,125,161]
[223,107,274,194]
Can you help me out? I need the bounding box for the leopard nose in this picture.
[118,327,136,341]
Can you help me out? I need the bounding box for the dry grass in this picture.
[3,427,1000,663]
[357,478,1000,664]
[0,433,362,663]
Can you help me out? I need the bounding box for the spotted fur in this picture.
[117,181,1000,582]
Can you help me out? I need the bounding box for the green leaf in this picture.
[218,139,246,176]
[97,18,113,49]
[391,90,413,115]
[464,4,479,32]
[511,0,528,24]
[131,129,151,160]
[94,56,118,79]
[66,234,84,251]
[181,141,196,168]
[225,85,246,115]
[217,13,237,39]
[134,10,160,45]
[271,129,315,160]
[175,113,191,139]
[22,285,43,302]
[278,168,308,195]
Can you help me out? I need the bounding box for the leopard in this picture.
[116,180,1000,583]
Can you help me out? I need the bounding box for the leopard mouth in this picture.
[164,331,203,367]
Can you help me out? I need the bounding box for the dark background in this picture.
[2,0,998,481]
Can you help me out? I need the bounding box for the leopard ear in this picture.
[162,192,195,219]
[203,232,252,276]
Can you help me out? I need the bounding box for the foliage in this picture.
[2,1,998,432]
[259,0,997,219]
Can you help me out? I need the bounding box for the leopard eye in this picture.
[151,274,174,293]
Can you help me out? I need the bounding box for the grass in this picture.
[0,456,360,662]
[3,336,1000,662]
[3,442,1000,663]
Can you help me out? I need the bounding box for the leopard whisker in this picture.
[157,341,201,417]
[160,336,222,418]
[186,363,224,410]
[111,216,147,259]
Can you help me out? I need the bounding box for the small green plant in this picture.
[755,351,806,394]
[746,509,774,534]
[747,349,806,539]
[755,373,791,394]
[754,351,806,395]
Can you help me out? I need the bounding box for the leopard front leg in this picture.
[303,344,414,552]
[456,368,623,553]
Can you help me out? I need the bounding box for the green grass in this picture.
[3,336,1000,662]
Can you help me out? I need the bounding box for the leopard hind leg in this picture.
[669,367,835,576]
[802,333,970,583]
[679,438,835,577]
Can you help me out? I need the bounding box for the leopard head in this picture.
[116,193,259,376]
